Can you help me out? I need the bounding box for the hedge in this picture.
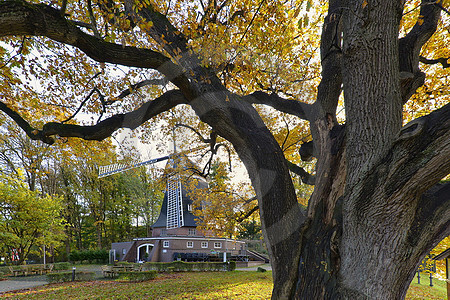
[143,261,236,272]
[116,271,157,282]
[69,249,108,264]
[53,262,71,270]
[46,271,95,283]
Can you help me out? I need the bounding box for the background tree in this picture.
[192,160,257,238]
[0,0,448,299]
[0,172,65,264]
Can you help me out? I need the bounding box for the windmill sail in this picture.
[165,175,184,229]
[98,155,170,178]
[98,145,207,178]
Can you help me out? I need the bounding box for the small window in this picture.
[163,241,169,248]
[188,228,196,236]
[187,204,193,211]
[214,242,222,249]
[122,248,127,255]
[161,229,167,236]
[201,241,208,248]
[187,241,194,248]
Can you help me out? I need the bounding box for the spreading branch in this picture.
[387,102,450,198]
[398,0,441,102]
[419,56,450,68]
[0,90,187,144]
[242,91,312,121]
[286,160,315,185]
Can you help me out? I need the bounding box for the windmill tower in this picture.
[150,155,208,237]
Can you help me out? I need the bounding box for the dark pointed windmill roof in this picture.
[151,155,208,228]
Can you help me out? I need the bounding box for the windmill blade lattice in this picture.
[97,145,208,178]
[166,175,184,229]
[98,155,170,178]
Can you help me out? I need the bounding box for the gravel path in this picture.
[0,275,49,294]
[0,265,103,294]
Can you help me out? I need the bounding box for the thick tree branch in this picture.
[398,0,441,102]
[407,181,450,254]
[313,0,343,120]
[387,102,450,197]
[242,91,312,121]
[299,141,314,161]
[0,1,191,93]
[125,0,190,58]
[1,90,186,144]
[286,160,315,185]
[0,102,54,144]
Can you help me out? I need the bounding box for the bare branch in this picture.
[419,56,450,68]
[62,88,97,123]
[175,124,210,143]
[237,205,259,223]
[60,0,67,16]
[0,102,55,144]
[115,78,168,100]
[87,0,100,38]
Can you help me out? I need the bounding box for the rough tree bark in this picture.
[0,0,449,299]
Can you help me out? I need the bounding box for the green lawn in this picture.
[405,273,447,300]
[1,270,446,299]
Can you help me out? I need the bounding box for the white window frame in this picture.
[187,241,194,248]
[163,241,169,248]
[214,242,222,249]
[201,241,208,248]
[187,204,193,211]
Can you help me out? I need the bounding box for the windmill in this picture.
[98,145,206,230]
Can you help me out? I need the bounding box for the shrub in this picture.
[116,271,157,282]
[47,271,95,283]
[53,262,71,270]
[257,267,267,272]
[68,250,80,263]
[228,261,236,271]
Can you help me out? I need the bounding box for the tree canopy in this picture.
[0,171,64,264]
[0,0,449,298]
